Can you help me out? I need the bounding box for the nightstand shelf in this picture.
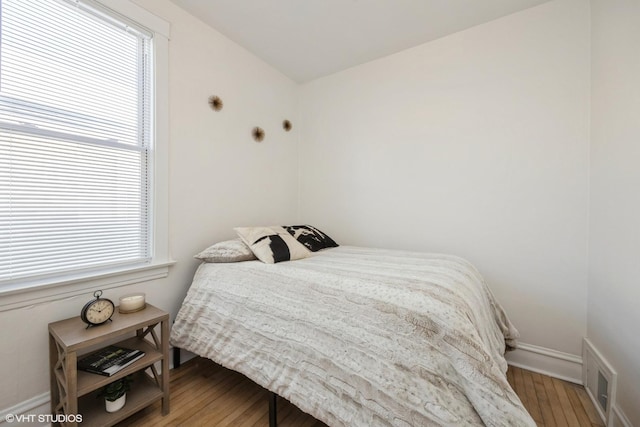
[48,304,170,427]
[76,337,163,397]
[78,372,163,427]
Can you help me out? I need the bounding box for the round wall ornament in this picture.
[252,126,265,142]
[208,95,223,111]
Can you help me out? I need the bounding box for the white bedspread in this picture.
[170,246,535,426]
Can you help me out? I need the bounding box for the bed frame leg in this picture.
[173,347,181,369]
[269,391,277,427]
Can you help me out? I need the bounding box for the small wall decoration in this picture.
[252,127,265,142]
[282,119,292,132]
[208,95,223,111]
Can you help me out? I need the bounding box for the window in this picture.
[0,0,169,294]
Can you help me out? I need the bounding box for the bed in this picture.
[170,245,536,426]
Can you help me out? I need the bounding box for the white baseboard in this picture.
[0,392,50,427]
[613,405,633,427]
[506,341,583,384]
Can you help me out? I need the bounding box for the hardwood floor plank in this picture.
[158,367,244,426]
[512,366,529,409]
[572,383,605,426]
[543,374,568,427]
[532,371,557,426]
[507,367,515,389]
[551,377,581,427]
[116,358,605,427]
[202,382,264,426]
[177,373,256,426]
[274,396,301,426]
[520,369,544,424]
[220,388,269,427]
[565,384,596,427]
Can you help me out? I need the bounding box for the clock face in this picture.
[82,298,115,326]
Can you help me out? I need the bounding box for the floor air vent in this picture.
[583,338,616,426]
[597,370,608,411]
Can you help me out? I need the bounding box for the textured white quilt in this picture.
[170,246,535,426]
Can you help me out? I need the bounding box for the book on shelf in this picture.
[78,345,145,377]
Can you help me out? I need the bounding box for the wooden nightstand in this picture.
[48,304,170,427]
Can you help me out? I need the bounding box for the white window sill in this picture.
[0,261,175,312]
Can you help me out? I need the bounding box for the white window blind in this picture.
[0,0,153,287]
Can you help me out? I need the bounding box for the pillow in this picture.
[283,225,339,252]
[235,226,310,264]
[194,238,257,263]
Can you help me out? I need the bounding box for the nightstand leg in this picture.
[48,335,60,421]
[161,318,170,415]
[65,352,78,427]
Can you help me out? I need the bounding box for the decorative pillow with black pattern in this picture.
[234,226,310,264]
[283,225,339,252]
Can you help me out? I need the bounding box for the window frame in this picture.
[0,0,172,312]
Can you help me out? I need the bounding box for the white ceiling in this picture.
[171,0,550,83]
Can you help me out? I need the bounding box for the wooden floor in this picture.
[507,366,604,427]
[118,357,604,427]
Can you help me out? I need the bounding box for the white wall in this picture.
[133,0,300,317]
[0,0,298,413]
[299,0,591,357]
[589,1,640,425]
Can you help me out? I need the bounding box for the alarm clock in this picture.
[80,290,115,328]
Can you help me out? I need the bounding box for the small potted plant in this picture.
[99,376,132,413]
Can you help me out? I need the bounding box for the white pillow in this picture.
[234,226,310,264]
[194,238,257,263]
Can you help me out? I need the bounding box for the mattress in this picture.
[170,246,535,426]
